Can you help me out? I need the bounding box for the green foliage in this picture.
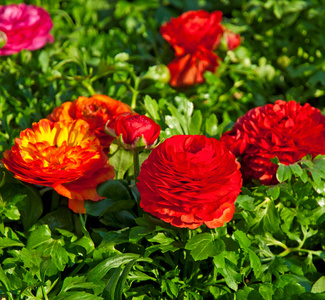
[1,0,325,298]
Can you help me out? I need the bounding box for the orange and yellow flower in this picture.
[1,119,115,213]
[47,94,132,150]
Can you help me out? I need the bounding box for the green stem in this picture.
[131,76,140,109]
[42,285,49,300]
[82,81,96,95]
[132,150,142,216]
[132,150,140,182]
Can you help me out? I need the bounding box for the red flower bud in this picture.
[107,113,161,151]
[224,29,241,50]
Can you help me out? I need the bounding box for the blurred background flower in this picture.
[0,3,54,56]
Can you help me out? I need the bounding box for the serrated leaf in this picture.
[185,233,225,261]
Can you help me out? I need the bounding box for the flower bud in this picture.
[107,113,161,151]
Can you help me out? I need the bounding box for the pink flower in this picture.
[0,4,54,56]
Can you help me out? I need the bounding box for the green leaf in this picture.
[49,241,69,271]
[60,276,100,293]
[217,264,240,291]
[143,95,160,122]
[185,233,225,261]
[0,237,24,248]
[109,149,133,179]
[71,235,95,255]
[189,110,202,135]
[259,283,274,300]
[263,199,280,233]
[277,164,292,182]
[267,185,281,200]
[311,276,325,293]
[85,198,134,216]
[129,226,152,243]
[53,291,103,300]
[289,163,303,177]
[165,115,184,135]
[87,253,140,282]
[103,267,122,300]
[114,259,138,300]
[235,195,255,211]
[97,180,131,200]
[233,230,251,250]
[167,103,188,134]
[205,114,218,137]
[27,224,53,249]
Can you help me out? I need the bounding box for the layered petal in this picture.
[221,100,325,184]
[168,47,220,87]
[110,113,161,150]
[2,119,115,213]
[47,94,132,150]
[160,10,224,55]
[137,135,242,229]
[0,4,54,55]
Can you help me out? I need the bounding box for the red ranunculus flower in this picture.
[160,10,224,56]
[167,46,220,87]
[47,94,132,150]
[108,113,161,151]
[0,4,54,56]
[137,135,242,229]
[1,119,115,213]
[160,10,241,87]
[221,100,325,184]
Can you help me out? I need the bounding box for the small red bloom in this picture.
[221,100,325,184]
[108,113,161,151]
[137,135,242,229]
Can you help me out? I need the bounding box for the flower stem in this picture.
[132,150,143,217]
[132,150,140,182]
